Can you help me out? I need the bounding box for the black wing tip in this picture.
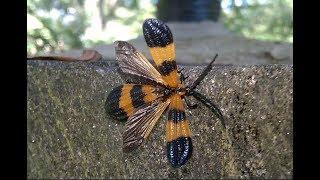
[143,18,173,48]
[143,18,164,26]
[105,86,130,122]
[167,137,193,168]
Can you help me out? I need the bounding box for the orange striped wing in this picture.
[106,84,161,121]
[143,18,181,88]
[166,94,193,167]
[106,84,171,151]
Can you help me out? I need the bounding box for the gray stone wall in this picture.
[27,22,292,179]
[27,61,292,178]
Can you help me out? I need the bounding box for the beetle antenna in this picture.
[188,54,218,93]
[190,90,226,129]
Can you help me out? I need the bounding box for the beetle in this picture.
[105,18,225,168]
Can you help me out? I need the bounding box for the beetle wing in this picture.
[115,41,167,86]
[166,94,193,167]
[123,99,170,152]
[143,18,180,88]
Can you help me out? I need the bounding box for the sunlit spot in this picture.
[27,14,43,30]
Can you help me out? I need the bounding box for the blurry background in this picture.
[27,0,292,57]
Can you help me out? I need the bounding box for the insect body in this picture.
[106,18,225,168]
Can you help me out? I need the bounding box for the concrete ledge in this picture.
[27,61,292,179]
[55,22,292,65]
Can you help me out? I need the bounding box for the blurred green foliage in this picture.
[27,0,292,56]
[27,0,88,55]
[27,0,156,55]
[221,0,292,42]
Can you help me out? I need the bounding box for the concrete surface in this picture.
[27,60,292,179]
[50,21,292,65]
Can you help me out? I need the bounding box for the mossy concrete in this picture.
[27,60,292,179]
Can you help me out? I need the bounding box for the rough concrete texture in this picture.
[55,21,292,65]
[27,60,293,179]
